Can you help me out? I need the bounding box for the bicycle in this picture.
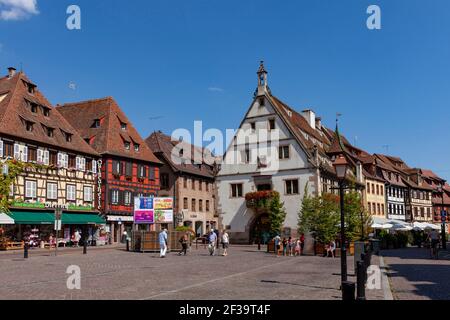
[430,240,439,260]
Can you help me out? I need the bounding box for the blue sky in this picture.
[1,0,450,179]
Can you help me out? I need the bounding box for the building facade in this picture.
[0,67,103,245]
[57,97,161,242]
[375,155,407,221]
[146,131,218,236]
[216,62,341,244]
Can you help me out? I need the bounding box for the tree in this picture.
[268,191,287,236]
[343,189,372,241]
[298,185,340,244]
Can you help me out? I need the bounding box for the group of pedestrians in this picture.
[207,229,229,256]
[273,234,305,257]
[158,228,230,258]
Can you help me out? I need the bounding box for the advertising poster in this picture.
[134,197,173,224]
[134,210,154,224]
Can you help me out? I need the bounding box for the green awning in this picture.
[62,213,106,225]
[8,211,54,225]
[8,211,106,225]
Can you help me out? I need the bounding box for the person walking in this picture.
[300,233,305,256]
[282,237,288,256]
[274,234,281,257]
[327,240,336,258]
[178,233,189,256]
[159,228,168,258]
[221,230,230,256]
[288,237,294,256]
[208,229,217,256]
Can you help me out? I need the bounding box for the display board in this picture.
[134,197,174,224]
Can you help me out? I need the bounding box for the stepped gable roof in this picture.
[0,70,98,156]
[57,97,160,164]
[145,131,215,179]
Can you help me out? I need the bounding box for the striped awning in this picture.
[0,213,14,225]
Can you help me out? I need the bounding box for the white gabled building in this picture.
[216,62,342,244]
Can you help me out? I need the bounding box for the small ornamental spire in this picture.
[256,61,269,96]
[335,113,345,153]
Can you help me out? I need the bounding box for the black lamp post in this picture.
[437,185,447,250]
[333,154,349,285]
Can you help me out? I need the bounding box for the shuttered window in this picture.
[25,180,37,198]
[66,185,76,201]
[47,182,58,200]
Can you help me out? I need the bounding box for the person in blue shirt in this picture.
[159,228,168,258]
[208,229,217,256]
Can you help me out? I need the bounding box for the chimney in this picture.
[315,117,322,130]
[301,109,316,130]
[356,162,363,184]
[7,67,16,79]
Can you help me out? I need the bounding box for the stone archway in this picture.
[247,211,271,245]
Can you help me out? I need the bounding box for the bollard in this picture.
[258,238,261,251]
[24,242,29,259]
[342,281,356,301]
[126,239,130,252]
[356,261,366,300]
[83,239,87,255]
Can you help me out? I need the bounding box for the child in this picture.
[282,238,287,256]
[295,239,301,256]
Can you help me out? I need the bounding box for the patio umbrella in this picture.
[371,223,384,229]
[381,223,393,229]
[424,223,440,231]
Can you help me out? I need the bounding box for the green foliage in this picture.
[0,159,49,214]
[268,191,287,236]
[299,188,340,244]
[299,184,372,244]
[343,189,372,241]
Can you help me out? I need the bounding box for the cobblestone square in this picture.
[0,245,385,300]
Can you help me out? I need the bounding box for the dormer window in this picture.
[27,83,35,94]
[43,107,50,117]
[30,103,38,113]
[66,133,72,142]
[121,122,127,131]
[26,121,34,132]
[42,125,54,138]
[124,141,130,150]
[93,119,101,128]
[179,149,184,157]
[134,144,140,152]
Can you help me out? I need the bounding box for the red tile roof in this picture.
[56,97,160,164]
[145,131,215,178]
[0,71,98,156]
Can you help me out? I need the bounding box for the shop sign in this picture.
[45,203,69,210]
[97,160,103,210]
[12,201,45,209]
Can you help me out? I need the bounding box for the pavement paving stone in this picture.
[0,245,387,300]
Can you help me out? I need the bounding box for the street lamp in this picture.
[437,185,447,250]
[333,154,349,288]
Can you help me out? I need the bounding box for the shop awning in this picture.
[62,213,106,225]
[8,211,54,225]
[0,213,14,225]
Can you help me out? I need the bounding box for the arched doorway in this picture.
[249,213,271,245]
